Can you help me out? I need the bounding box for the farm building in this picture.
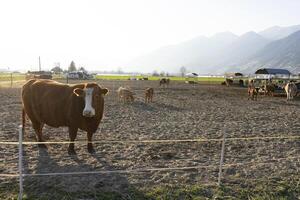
[65,71,94,80]
[224,72,245,87]
[185,73,198,84]
[25,71,52,80]
[251,68,293,96]
[254,68,291,80]
[224,72,244,78]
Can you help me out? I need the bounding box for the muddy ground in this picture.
[0,80,299,199]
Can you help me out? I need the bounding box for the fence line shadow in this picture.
[22,145,148,199]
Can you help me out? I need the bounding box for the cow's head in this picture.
[73,83,109,117]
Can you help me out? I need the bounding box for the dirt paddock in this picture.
[0,80,299,199]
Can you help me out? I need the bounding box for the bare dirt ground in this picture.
[0,80,299,199]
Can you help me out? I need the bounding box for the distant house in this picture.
[254,68,291,79]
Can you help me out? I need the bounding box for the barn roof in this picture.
[224,72,243,77]
[185,72,199,77]
[255,68,291,75]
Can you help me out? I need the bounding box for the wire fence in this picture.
[0,126,299,199]
[1,76,299,199]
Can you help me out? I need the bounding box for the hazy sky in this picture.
[0,0,299,72]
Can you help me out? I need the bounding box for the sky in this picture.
[0,0,300,72]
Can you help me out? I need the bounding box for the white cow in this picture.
[284,82,297,101]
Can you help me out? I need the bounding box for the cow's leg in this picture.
[87,132,95,154]
[68,127,78,155]
[32,122,46,148]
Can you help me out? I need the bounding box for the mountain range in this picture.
[127,24,300,74]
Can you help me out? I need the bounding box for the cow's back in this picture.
[22,79,75,127]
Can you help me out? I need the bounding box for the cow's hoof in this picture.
[68,148,76,155]
[88,147,95,154]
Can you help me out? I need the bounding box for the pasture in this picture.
[0,72,225,85]
[0,80,300,199]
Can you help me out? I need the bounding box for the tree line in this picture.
[51,61,86,74]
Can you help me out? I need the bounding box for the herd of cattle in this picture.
[116,78,169,103]
[20,77,298,155]
[247,80,299,101]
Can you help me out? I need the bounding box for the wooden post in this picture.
[10,73,13,88]
[18,125,23,200]
[218,131,226,186]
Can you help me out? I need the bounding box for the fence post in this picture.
[218,131,226,186]
[112,79,115,101]
[18,125,23,200]
[10,73,13,88]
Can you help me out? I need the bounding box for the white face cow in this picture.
[73,84,108,117]
[82,87,95,117]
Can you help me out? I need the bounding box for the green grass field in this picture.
[1,178,299,200]
[0,73,26,81]
[94,75,225,83]
[0,73,225,84]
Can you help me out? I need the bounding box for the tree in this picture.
[117,67,123,74]
[51,62,63,74]
[79,66,86,72]
[68,61,76,72]
[160,71,165,77]
[152,70,159,76]
[51,66,63,74]
[180,66,187,77]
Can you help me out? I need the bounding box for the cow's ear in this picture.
[101,88,109,96]
[73,88,84,97]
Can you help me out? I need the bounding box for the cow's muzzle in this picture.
[83,110,95,117]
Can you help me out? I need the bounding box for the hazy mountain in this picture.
[198,31,270,73]
[127,32,238,73]
[127,24,300,74]
[237,30,300,73]
[259,24,300,40]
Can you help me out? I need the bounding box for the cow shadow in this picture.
[154,102,185,112]
[266,98,300,107]
[22,145,149,199]
[130,101,157,112]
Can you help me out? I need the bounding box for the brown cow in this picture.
[117,87,134,103]
[145,87,154,103]
[247,80,258,100]
[248,87,258,100]
[22,79,108,154]
[225,79,233,87]
[159,78,170,87]
[264,83,275,96]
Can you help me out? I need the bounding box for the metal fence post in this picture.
[218,131,226,186]
[18,125,23,200]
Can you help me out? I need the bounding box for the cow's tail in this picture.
[22,108,26,135]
